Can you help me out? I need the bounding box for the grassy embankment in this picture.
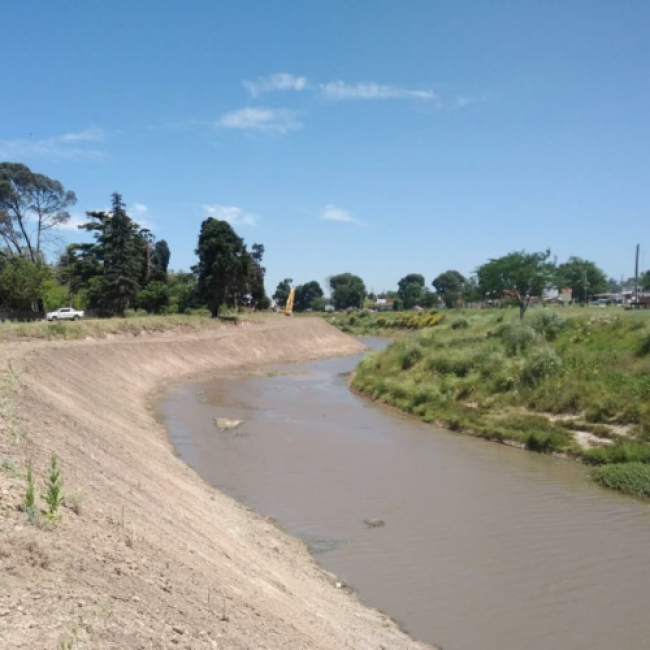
[0,310,275,341]
[346,308,650,498]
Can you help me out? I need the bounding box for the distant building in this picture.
[374,297,394,311]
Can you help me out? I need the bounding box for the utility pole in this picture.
[634,244,640,306]
[584,266,588,304]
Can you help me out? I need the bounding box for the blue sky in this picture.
[2,0,649,294]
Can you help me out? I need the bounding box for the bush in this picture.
[529,311,567,341]
[525,430,570,453]
[47,322,68,338]
[521,347,562,386]
[498,322,540,356]
[124,309,137,318]
[184,307,211,317]
[637,333,650,357]
[451,317,469,330]
[398,341,424,370]
[426,348,478,377]
[583,441,650,465]
[592,463,650,497]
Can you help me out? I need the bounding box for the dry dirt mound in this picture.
[0,319,432,650]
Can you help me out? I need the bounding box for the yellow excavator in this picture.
[283,287,296,316]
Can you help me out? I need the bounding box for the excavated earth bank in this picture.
[0,319,433,650]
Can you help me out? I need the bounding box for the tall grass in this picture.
[352,307,650,471]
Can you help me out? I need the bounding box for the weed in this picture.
[1,457,16,473]
[66,490,85,516]
[451,317,469,330]
[24,459,35,509]
[498,322,540,356]
[529,310,567,341]
[0,365,20,441]
[637,333,650,357]
[25,505,42,528]
[521,347,562,386]
[582,441,650,465]
[42,453,64,520]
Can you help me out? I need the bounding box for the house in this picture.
[374,297,394,311]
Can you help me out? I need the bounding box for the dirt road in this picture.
[0,319,432,649]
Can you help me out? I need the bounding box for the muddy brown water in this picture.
[161,338,650,650]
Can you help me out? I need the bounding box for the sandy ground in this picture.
[0,319,433,650]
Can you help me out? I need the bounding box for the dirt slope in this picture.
[0,319,432,650]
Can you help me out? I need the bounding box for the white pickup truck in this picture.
[45,307,84,322]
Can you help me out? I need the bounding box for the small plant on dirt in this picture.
[24,459,35,510]
[42,453,64,521]
[24,458,43,527]
[66,490,85,516]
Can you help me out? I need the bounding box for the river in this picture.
[160,338,650,650]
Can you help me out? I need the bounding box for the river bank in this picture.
[0,319,430,650]
[161,335,650,650]
[348,308,650,497]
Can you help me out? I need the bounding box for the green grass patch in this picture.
[351,307,650,468]
[592,463,650,497]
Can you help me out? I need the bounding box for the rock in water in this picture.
[363,519,385,528]
[214,418,243,431]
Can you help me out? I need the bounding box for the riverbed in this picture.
[161,338,650,650]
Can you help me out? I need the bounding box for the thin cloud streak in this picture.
[320,81,438,102]
[216,107,303,134]
[243,73,307,96]
[321,205,355,223]
[0,128,107,160]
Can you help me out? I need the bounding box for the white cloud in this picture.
[131,203,148,215]
[216,107,302,133]
[203,204,258,226]
[319,81,438,102]
[0,128,106,160]
[321,205,354,223]
[243,73,308,96]
[59,127,105,143]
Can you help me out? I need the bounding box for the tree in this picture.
[248,243,269,310]
[310,296,328,312]
[137,281,170,313]
[195,218,249,317]
[641,270,650,291]
[61,194,153,315]
[476,250,555,319]
[154,240,171,275]
[419,288,439,309]
[432,270,467,308]
[294,281,324,312]
[102,194,142,315]
[607,277,622,293]
[397,273,425,310]
[167,272,198,313]
[329,273,366,310]
[462,276,481,303]
[0,163,76,262]
[0,257,52,310]
[273,278,293,308]
[555,257,608,302]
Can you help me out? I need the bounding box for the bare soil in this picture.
[0,319,432,650]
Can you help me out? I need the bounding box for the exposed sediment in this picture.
[0,319,432,649]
